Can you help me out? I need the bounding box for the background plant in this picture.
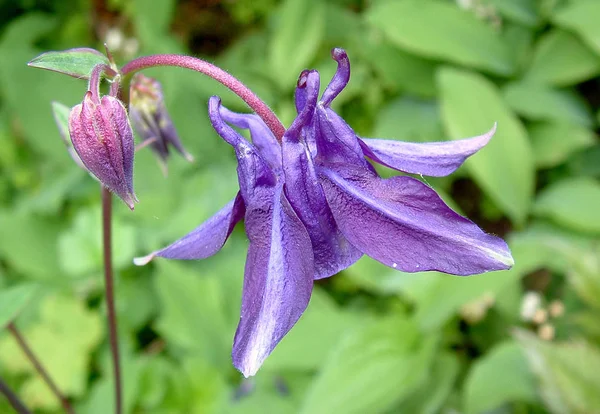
[0,0,599,413]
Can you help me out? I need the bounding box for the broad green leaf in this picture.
[0,212,62,280]
[0,284,39,328]
[264,289,364,371]
[131,0,176,33]
[58,207,136,276]
[371,97,443,143]
[396,352,459,414]
[438,67,534,225]
[528,121,596,168]
[28,48,109,79]
[269,0,325,89]
[0,294,102,410]
[525,29,600,86]
[360,33,437,98]
[152,251,245,370]
[464,341,537,414]
[300,317,436,414]
[533,177,600,234]
[515,330,600,414]
[366,0,514,75]
[0,14,85,161]
[503,82,594,127]
[488,0,539,26]
[567,144,600,178]
[553,0,600,55]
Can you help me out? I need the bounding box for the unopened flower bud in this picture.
[69,91,137,209]
[129,73,193,174]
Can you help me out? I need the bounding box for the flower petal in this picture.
[320,48,351,106]
[133,193,245,265]
[232,185,314,377]
[219,105,282,172]
[284,70,361,278]
[208,97,277,197]
[359,124,496,177]
[319,165,514,275]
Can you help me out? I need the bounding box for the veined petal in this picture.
[319,165,514,275]
[359,124,496,177]
[233,184,314,377]
[284,70,361,278]
[219,106,282,172]
[133,193,245,265]
[320,48,351,107]
[315,106,373,171]
[208,97,277,198]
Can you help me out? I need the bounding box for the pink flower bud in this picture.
[69,92,137,209]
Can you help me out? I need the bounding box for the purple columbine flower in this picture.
[69,91,137,209]
[129,73,194,174]
[135,49,513,377]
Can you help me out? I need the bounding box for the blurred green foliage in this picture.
[0,0,599,413]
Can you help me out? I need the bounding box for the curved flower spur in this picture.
[135,49,514,377]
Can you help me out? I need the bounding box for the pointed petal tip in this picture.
[133,253,156,266]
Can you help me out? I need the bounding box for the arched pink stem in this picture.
[120,55,286,140]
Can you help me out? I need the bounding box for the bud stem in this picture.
[0,375,31,414]
[101,187,122,414]
[88,64,119,103]
[7,322,75,414]
[120,55,286,140]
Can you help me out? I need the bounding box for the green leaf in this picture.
[28,48,109,79]
[152,251,245,370]
[438,67,534,225]
[533,177,600,234]
[372,97,443,143]
[464,341,537,414]
[396,352,459,414]
[360,34,437,98]
[525,29,600,86]
[300,317,436,414]
[269,0,325,89]
[528,121,596,168]
[515,330,600,414]
[0,294,103,410]
[487,0,539,26]
[0,212,62,280]
[264,289,364,371]
[51,101,71,141]
[503,82,594,127]
[553,0,600,55]
[0,284,39,328]
[366,0,514,75]
[58,207,136,276]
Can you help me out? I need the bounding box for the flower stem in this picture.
[7,322,74,414]
[0,374,31,414]
[120,55,286,140]
[101,186,122,414]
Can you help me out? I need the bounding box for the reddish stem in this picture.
[7,323,74,414]
[101,187,122,414]
[120,55,286,140]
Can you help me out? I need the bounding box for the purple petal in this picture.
[320,48,351,106]
[319,165,514,275]
[218,105,282,172]
[315,106,372,171]
[208,97,277,197]
[133,193,245,265]
[359,124,496,177]
[233,185,314,377]
[283,70,362,278]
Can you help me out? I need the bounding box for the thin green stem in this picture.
[7,323,74,414]
[101,187,122,414]
[0,374,31,414]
